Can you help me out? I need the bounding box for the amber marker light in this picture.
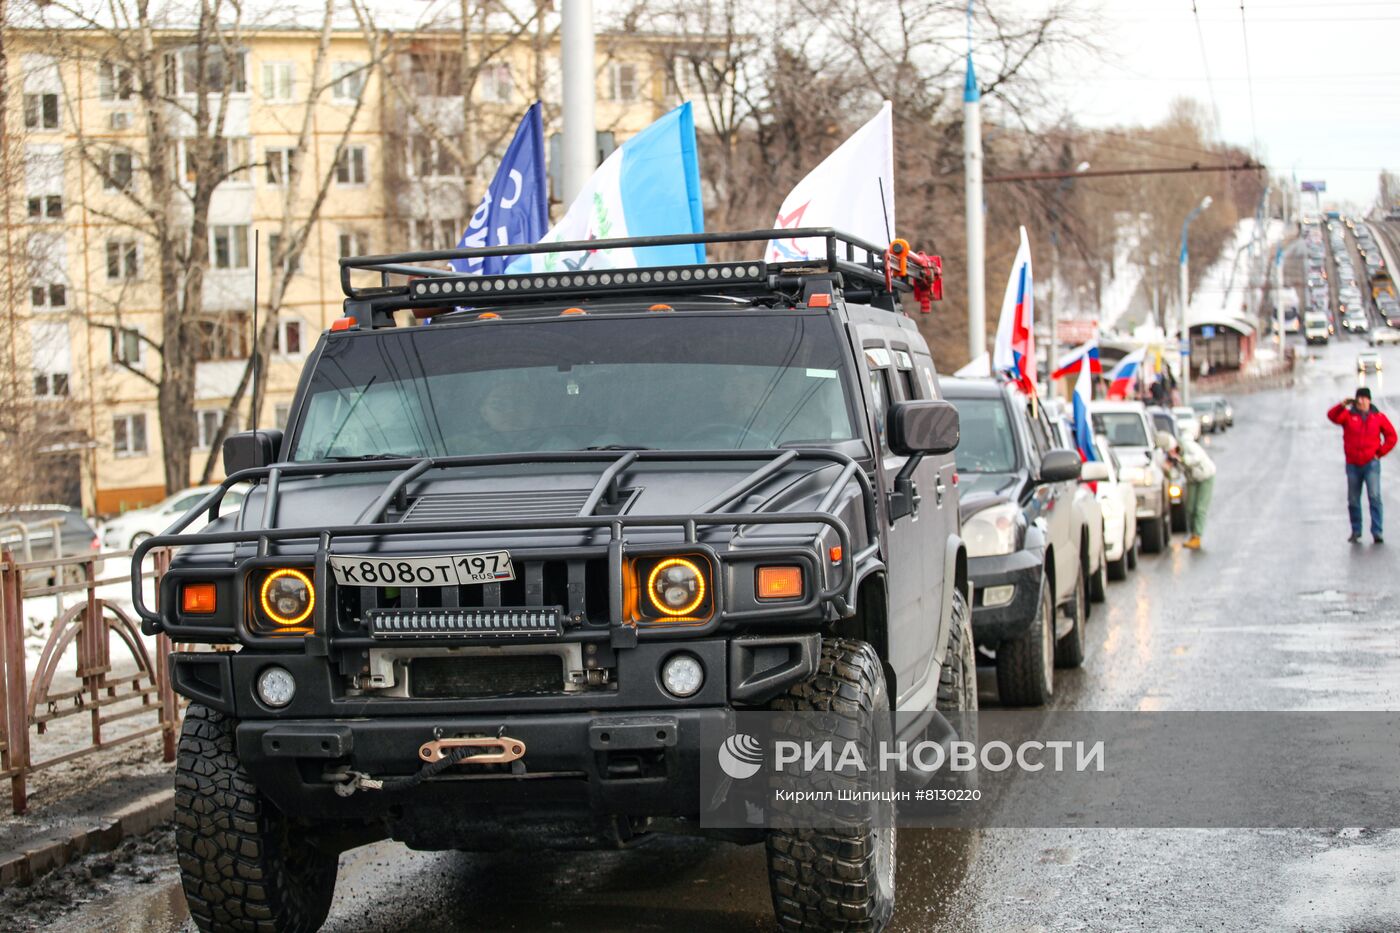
[756,566,803,600]
[182,582,217,614]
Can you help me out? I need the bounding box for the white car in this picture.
[1085,433,1138,580]
[100,485,246,549]
[1090,399,1171,554]
[1050,415,1109,605]
[1171,406,1202,441]
[1358,350,1382,373]
[1371,328,1400,347]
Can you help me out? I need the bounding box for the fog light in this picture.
[660,653,704,698]
[1169,483,1183,500]
[257,666,296,708]
[982,585,1015,608]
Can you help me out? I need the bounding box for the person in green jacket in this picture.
[1159,430,1217,550]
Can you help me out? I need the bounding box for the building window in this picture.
[112,327,143,367]
[24,93,60,130]
[266,232,299,276]
[34,372,69,398]
[279,318,303,355]
[196,409,235,450]
[274,403,292,431]
[607,62,638,101]
[106,239,140,280]
[334,145,367,185]
[409,218,462,251]
[332,61,366,101]
[30,282,67,310]
[27,195,63,220]
[479,63,514,103]
[194,311,251,362]
[104,148,134,192]
[338,229,369,258]
[99,62,134,101]
[261,61,294,102]
[113,413,148,457]
[165,49,247,96]
[211,224,250,269]
[265,146,295,186]
[408,135,455,178]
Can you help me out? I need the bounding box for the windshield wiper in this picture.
[583,444,656,451]
[324,453,423,462]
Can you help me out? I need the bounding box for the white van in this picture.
[1304,311,1331,345]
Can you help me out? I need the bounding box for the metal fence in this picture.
[0,547,177,814]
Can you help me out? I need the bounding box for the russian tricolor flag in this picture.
[1106,347,1147,400]
[1051,339,1102,380]
[992,227,1036,396]
[1072,355,1097,462]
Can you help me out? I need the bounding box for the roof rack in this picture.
[336,228,941,329]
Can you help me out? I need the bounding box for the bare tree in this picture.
[197,0,383,479]
[20,0,252,492]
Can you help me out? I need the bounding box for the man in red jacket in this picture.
[1328,387,1397,544]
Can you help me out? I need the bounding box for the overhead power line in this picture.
[986,161,1266,184]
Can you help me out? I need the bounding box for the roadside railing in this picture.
[1195,355,1297,395]
[0,547,177,814]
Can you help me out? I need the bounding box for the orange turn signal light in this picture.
[182,582,217,614]
[561,307,587,316]
[756,566,803,600]
[478,312,501,320]
[828,546,843,564]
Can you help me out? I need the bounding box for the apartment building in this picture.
[4,22,696,516]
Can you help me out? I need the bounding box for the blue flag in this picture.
[451,102,548,275]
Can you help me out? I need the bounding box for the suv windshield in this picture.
[949,397,1017,473]
[291,312,858,460]
[1093,412,1150,447]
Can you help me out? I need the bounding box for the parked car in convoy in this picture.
[1171,405,1202,441]
[130,228,975,932]
[1344,310,1370,334]
[0,504,102,585]
[945,377,1091,707]
[1358,349,1382,374]
[1084,433,1138,580]
[101,485,246,550]
[1197,395,1233,429]
[1090,400,1172,553]
[1048,409,1109,605]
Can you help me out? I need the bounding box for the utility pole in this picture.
[560,0,596,204]
[1273,245,1284,351]
[963,8,985,368]
[1179,196,1212,404]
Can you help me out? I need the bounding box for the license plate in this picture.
[329,551,515,588]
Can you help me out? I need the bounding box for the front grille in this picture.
[401,489,592,524]
[410,655,562,698]
[335,558,610,631]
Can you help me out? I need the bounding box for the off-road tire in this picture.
[995,571,1054,706]
[1141,516,1166,554]
[936,589,977,714]
[766,638,895,931]
[1171,500,1187,535]
[1054,566,1087,669]
[1089,547,1108,604]
[176,704,339,933]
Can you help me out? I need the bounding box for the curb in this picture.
[0,788,173,889]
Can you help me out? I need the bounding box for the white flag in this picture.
[766,101,894,264]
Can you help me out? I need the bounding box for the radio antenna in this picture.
[250,228,260,432]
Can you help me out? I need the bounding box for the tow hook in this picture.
[418,735,526,765]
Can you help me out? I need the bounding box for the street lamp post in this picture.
[560,0,597,204]
[1179,195,1212,404]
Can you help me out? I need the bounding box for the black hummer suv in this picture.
[135,229,972,933]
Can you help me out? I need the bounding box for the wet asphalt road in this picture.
[52,336,1400,933]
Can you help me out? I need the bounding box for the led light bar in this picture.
[367,607,562,639]
[408,262,768,302]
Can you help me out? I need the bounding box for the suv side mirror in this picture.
[1038,448,1082,483]
[888,400,960,456]
[223,430,284,476]
[1080,460,1111,482]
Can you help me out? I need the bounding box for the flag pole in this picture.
[561,0,596,204]
[964,1,987,370]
